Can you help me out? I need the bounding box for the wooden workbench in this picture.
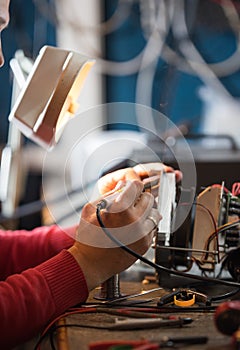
[48,280,233,350]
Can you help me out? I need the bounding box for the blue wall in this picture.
[104,0,240,133]
[0,0,56,144]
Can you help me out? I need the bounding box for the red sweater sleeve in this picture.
[0,225,76,279]
[0,226,89,349]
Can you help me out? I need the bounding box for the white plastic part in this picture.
[9,45,95,150]
[157,172,176,244]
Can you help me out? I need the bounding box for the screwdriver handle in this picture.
[215,300,240,336]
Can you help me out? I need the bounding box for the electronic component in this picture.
[155,181,240,285]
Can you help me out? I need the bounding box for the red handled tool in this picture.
[215,300,240,349]
[89,336,208,349]
[215,300,240,336]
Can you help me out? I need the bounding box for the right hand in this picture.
[68,180,161,291]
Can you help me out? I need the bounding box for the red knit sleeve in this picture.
[0,250,89,349]
[0,225,76,279]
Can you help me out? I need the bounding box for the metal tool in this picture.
[110,316,192,330]
[88,335,208,349]
[104,287,163,305]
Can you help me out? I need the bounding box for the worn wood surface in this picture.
[53,281,234,350]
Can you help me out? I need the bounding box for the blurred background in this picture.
[1,0,240,229]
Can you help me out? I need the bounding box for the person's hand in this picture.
[133,162,182,183]
[68,180,161,291]
[98,162,182,195]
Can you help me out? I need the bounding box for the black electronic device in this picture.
[155,179,240,286]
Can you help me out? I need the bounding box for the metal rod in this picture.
[154,244,218,255]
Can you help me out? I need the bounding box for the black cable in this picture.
[211,288,240,302]
[33,323,112,350]
[82,301,217,312]
[177,280,240,302]
[49,331,56,350]
[96,203,240,289]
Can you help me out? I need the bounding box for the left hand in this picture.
[98,162,182,195]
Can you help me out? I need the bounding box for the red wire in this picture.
[36,307,97,350]
[211,184,229,193]
[232,183,240,196]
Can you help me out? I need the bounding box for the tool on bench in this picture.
[215,300,240,349]
[158,288,211,307]
[88,335,208,349]
[110,316,192,330]
[64,306,192,332]
[215,300,240,336]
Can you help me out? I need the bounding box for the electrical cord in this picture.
[96,203,240,288]
[206,220,240,251]
[211,288,240,302]
[34,324,111,350]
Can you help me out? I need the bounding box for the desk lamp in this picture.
[0,45,95,217]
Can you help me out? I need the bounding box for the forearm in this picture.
[0,250,88,349]
[0,225,76,279]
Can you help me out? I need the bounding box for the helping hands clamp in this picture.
[158,288,212,307]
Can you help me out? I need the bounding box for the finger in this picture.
[134,162,182,183]
[146,208,162,229]
[81,202,95,217]
[101,180,126,198]
[98,168,140,194]
[124,168,141,181]
[133,191,155,219]
[142,175,161,197]
[98,169,126,194]
[144,208,162,233]
[133,163,164,178]
[174,170,183,183]
[127,207,161,255]
[162,165,182,182]
[107,180,144,213]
